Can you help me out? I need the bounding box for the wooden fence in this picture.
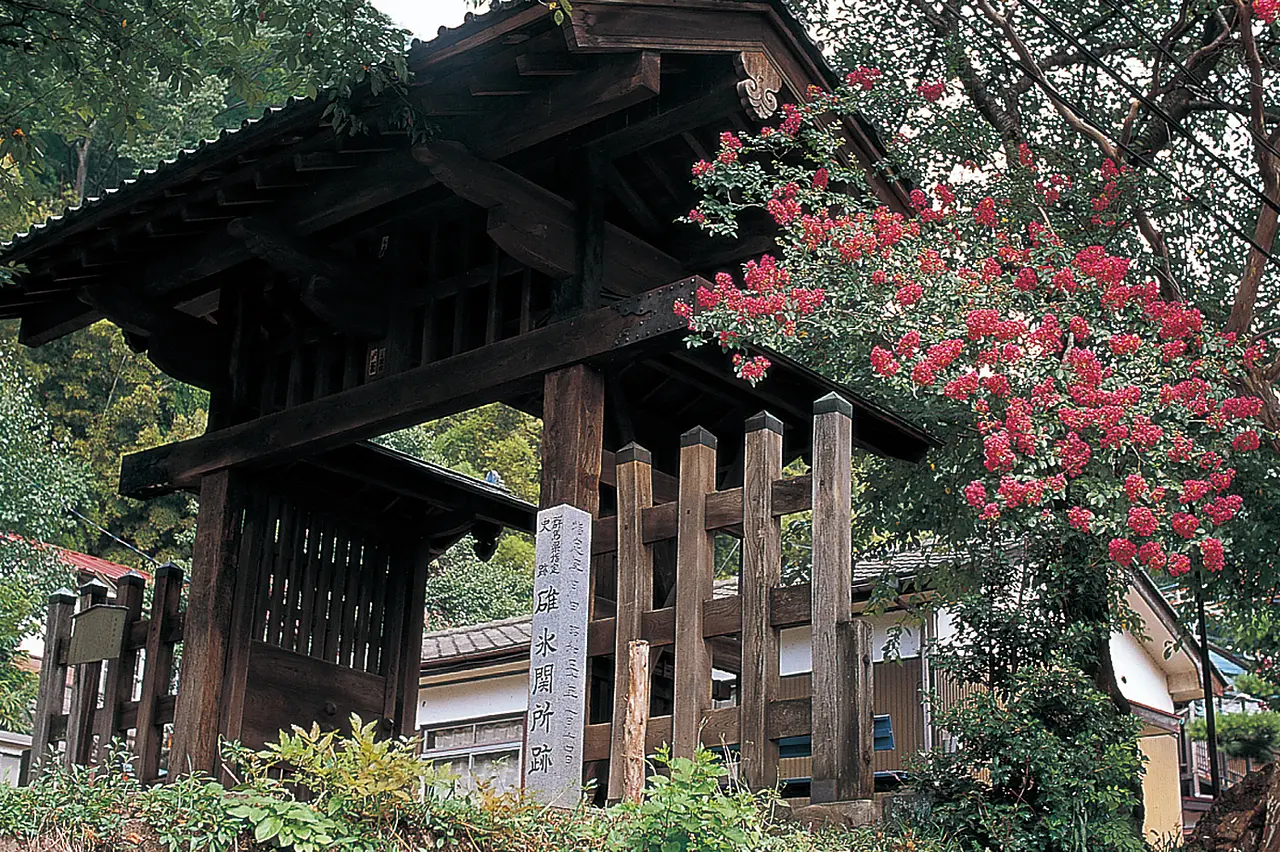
[587,394,875,804]
[29,564,185,781]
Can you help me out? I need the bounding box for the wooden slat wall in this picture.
[257,234,555,417]
[773,659,925,777]
[250,488,400,676]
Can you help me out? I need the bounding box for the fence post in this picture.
[810,393,872,802]
[65,578,109,768]
[740,411,783,790]
[135,562,183,782]
[620,639,652,804]
[30,589,76,776]
[673,427,716,759]
[609,443,654,801]
[92,572,146,764]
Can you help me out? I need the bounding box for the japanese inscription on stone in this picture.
[523,504,591,807]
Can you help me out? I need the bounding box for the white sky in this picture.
[374,0,472,37]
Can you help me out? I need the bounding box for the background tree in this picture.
[0,343,87,731]
[380,404,541,627]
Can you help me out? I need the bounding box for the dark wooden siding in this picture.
[774,658,925,777]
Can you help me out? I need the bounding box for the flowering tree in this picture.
[676,70,1280,840]
[683,81,1270,595]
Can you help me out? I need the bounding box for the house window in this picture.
[422,715,524,793]
[873,714,895,752]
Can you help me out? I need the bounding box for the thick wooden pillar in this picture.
[673,427,716,759]
[540,364,605,515]
[608,443,654,800]
[810,393,873,802]
[740,412,782,789]
[171,469,245,777]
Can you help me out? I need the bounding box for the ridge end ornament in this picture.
[735,52,783,120]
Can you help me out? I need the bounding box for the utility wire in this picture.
[0,453,161,567]
[1016,0,1280,216]
[1095,0,1280,164]
[936,0,1280,270]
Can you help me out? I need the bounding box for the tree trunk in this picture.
[73,137,92,202]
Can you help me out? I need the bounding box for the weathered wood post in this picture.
[810,393,874,803]
[65,577,109,768]
[171,470,244,777]
[620,639,651,804]
[673,427,716,759]
[609,443,654,801]
[134,562,183,782]
[92,571,146,763]
[29,589,76,775]
[523,504,591,807]
[740,411,783,790]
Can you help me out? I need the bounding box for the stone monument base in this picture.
[785,798,878,830]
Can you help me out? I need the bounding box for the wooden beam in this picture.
[541,364,606,516]
[461,51,662,159]
[739,412,782,789]
[120,278,701,497]
[608,443,654,800]
[81,285,228,390]
[412,141,684,295]
[134,564,182,781]
[227,217,389,339]
[809,393,872,803]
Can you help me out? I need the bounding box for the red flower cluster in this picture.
[917,80,945,102]
[1068,506,1093,533]
[1200,538,1225,572]
[733,353,771,382]
[846,67,883,90]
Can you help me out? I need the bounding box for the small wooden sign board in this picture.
[67,604,129,665]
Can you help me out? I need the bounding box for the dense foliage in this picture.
[0,723,948,852]
[1189,710,1280,761]
[0,343,84,731]
[0,0,412,249]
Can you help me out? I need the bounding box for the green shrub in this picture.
[607,747,771,852]
[0,724,951,852]
[1188,710,1280,761]
[907,662,1147,852]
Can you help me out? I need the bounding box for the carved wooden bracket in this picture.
[735,51,783,120]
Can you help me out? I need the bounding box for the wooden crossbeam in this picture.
[590,474,812,554]
[119,278,703,497]
[227,217,389,339]
[413,141,684,295]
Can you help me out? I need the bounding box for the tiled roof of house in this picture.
[421,615,535,663]
[1,534,149,583]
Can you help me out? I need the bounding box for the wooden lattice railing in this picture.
[30,564,185,782]
[587,394,875,804]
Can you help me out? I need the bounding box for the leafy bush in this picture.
[908,662,1147,852]
[1188,710,1280,761]
[607,747,770,852]
[0,723,953,852]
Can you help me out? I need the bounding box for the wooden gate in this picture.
[586,394,875,804]
[27,472,432,783]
